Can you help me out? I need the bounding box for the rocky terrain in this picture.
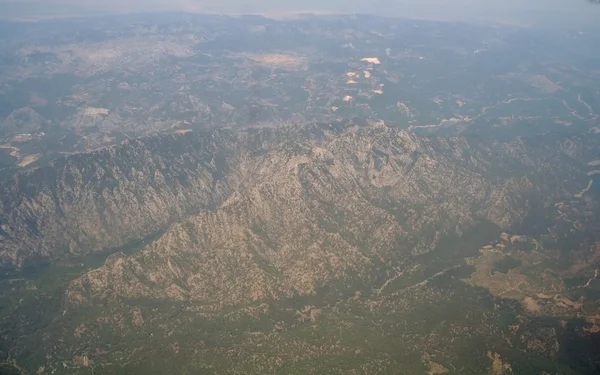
[1,122,596,271]
[0,121,598,374]
[0,129,242,267]
[0,12,599,375]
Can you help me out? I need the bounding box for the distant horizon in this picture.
[1,0,600,29]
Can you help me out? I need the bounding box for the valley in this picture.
[1,12,600,375]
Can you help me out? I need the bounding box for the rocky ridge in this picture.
[0,122,596,273]
[59,123,599,309]
[0,129,242,267]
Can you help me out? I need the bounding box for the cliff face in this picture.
[61,124,598,309]
[0,130,244,267]
[0,123,596,274]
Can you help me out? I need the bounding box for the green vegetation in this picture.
[0,12,599,375]
[0,364,22,375]
[492,256,522,274]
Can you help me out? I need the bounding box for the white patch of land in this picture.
[17,153,40,167]
[505,97,536,104]
[243,53,305,69]
[562,100,585,120]
[0,144,20,157]
[575,180,594,198]
[529,74,562,93]
[555,120,572,127]
[396,101,413,117]
[578,94,595,116]
[83,107,110,116]
[361,57,380,64]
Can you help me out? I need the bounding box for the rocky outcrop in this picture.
[1,123,597,271]
[0,130,242,268]
[64,124,599,308]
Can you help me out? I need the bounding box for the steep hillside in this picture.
[1,123,597,271]
[65,124,599,309]
[0,130,242,267]
[1,123,600,374]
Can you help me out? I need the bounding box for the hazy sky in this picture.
[2,0,600,27]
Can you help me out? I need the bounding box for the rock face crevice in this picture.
[51,125,599,309]
[0,130,243,267]
[0,123,597,275]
